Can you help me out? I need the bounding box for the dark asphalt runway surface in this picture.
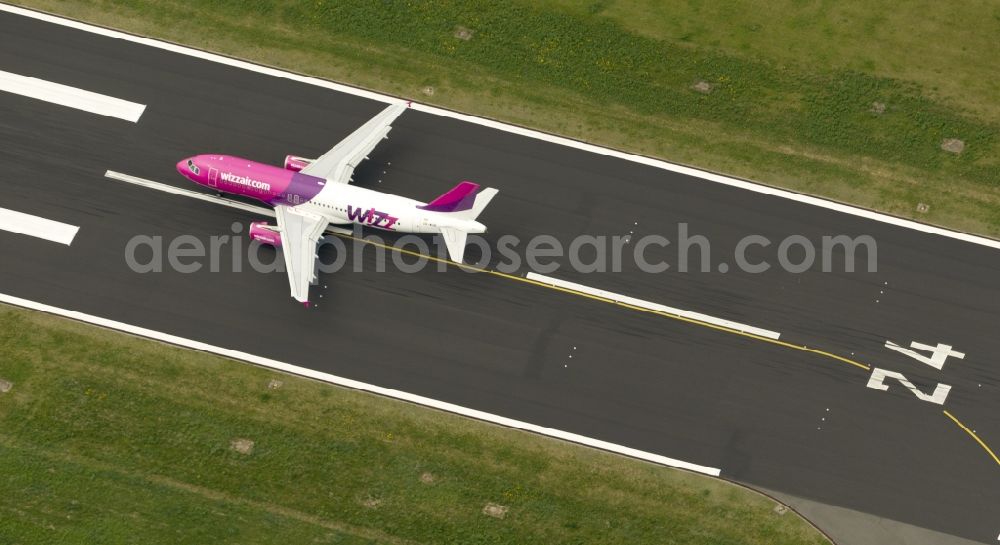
[2,10,999,542]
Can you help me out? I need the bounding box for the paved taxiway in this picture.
[1,8,999,543]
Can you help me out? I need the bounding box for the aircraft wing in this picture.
[300,102,407,184]
[274,204,328,303]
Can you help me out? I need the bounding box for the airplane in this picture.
[175,102,498,305]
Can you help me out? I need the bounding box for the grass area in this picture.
[0,305,826,544]
[15,0,1000,237]
[547,0,1000,125]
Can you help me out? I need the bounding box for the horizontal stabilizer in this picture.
[439,226,468,264]
[469,188,498,220]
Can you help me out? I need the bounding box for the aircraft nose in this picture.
[176,159,187,176]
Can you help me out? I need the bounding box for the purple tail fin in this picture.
[417,181,479,213]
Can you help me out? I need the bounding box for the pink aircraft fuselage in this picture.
[176,155,324,208]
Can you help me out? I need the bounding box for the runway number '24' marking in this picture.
[883,341,965,370]
[866,341,965,405]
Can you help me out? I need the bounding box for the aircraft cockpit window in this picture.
[187,160,200,175]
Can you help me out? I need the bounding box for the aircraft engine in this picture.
[283,155,314,172]
[249,221,282,247]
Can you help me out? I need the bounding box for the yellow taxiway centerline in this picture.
[943,410,1000,468]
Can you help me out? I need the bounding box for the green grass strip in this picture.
[0,306,826,544]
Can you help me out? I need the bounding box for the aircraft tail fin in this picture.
[418,181,498,220]
[418,181,479,213]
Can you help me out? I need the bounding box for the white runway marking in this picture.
[4,3,999,250]
[0,292,722,476]
[526,273,782,340]
[105,171,348,236]
[0,207,79,245]
[106,171,274,217]
[0,69,145,122]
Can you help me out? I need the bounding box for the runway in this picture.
[1,6,999,543]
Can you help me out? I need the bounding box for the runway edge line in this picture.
[0,292,722,477]
[2,2,999,251]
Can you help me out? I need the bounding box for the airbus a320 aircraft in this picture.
[176,102,498,305]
